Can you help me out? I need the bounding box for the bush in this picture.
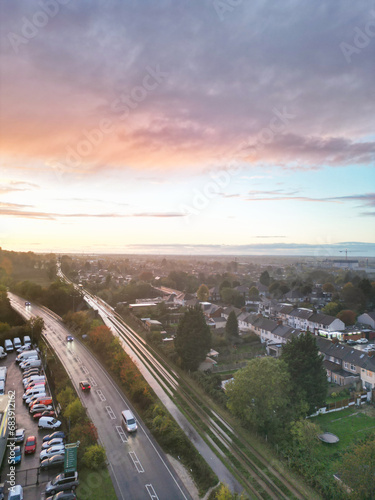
[82,444,106,470]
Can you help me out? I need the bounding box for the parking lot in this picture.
[1,350,64,500]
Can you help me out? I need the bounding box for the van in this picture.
[23,336,31,346]
[23,386,45,400]
[0,367,7,383]
[4,339,13,352]
[23,375,45,387]
[23,368,41,378]
[20,359,41,370]
[0,381,4,395]
[16,350,38,363]
[26,392,46,406]
[13,338,22,350]
[0,347,7,359]
[121,410,137,433]
[38,417,61,430]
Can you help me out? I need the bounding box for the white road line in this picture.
[81,365,89,375]
[129,451,144,473]
[105,406,116,419]
[145,484,159,499]
[88,376,97,387]
[96,390,106,401]
[116,426,128,443]
[75,355,82,363]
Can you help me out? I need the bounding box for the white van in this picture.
[26,392,47,406]
[121,410,137,433]
[13,338,22,350]
[0,367,7,382]
[0,347,6,359]
[23,375,45,388]
[20,359,41,370]
[38,417,61,430]
[23,386,45,400]
[23,336,31,346]
[16,350,38,363]
[0,381,4,395]
[4,339,13,352]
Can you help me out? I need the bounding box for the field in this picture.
[11,266,54,286]
[310,405,375,473]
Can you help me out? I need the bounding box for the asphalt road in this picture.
[9,293,192,500]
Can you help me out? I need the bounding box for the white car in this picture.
[8,484,23,500]
[357,338,368,344]
[40,445,65,461]
[41,438,64,450]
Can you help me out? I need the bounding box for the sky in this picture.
[0,0,374,256]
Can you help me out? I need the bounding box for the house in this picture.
[209,286,221,302]
[221,306,242,320]
[282,290,305,303]
[307,313,345,333]
[234,285,249,299]
[256,283,269,296]
[315,337,375,391]
[287,308,314,330]
[211,317,227,329]
[251,317,279,343]
[266,326,300,356]
[357,312,375,329]
[237,312,257,332]
[257,296,278,317]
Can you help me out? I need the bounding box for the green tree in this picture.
[197,284,210,302]
[25,316,45,344]
[226,357,293,437]
[225,311,239,338]
[281,332,328,415]
[175,305,211,371]
[82,444,106,470]
[215,484,247,500]
[340,434,375,500]
[322,301,343,316]
[248,286,259,300]
[259,270,270,286]
[63,398,86,423]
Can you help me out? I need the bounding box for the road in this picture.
[8,293,192,500]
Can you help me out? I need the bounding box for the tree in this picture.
[340,434,375,500]
[175,305,211,371]
[281,332,328,415]
[220,288,245,307]
[226,357,294,437]
[63,398,86,423]
[259,270,270,286]
[82,444,106,470]
[225,311,239,338]
[322,282,335,293]
[337,309,356,326]
[322,301,343,316]
[197,284,210,302]
[25,316,45,344]
[248,286,259,300]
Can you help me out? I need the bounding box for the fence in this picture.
[309,392,368,417]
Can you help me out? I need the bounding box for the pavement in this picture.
[0,351,61,500]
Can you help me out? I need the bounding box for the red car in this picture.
[33,410,55,420]
[24,435,37,454]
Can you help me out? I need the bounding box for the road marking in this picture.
[96,390,106,401]
[106,406,116,419]
[88,376,97,387]
[75,355,82,363]
[145,484,159,499]
[129,451,144,473]
[116,426,128,443]
[81,365,89,375]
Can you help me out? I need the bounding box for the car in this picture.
[357,338,369,344]
[40,453,66,471]
[45,491,77,500]
[42,438,64,450]
[13,445,22,465]
[13,428,25,443]
[30,404,53,414]
[40,445,65,461]
[43,431,65,443]
[33,410,55,420]
[66,336,74,342]
[24,435,37,454]
[45,472,79,496]
[25,301,30,306]
[346,339,357,345]
[79,381,91,391]
[16,345,32,353]
[8,485,23,500]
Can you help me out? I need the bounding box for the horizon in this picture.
[1,2,374,253]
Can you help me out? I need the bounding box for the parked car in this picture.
[79,381,91,391]
[42,431,65,443]
[44,472,79,496]
[41,438,64,450]
[13,428,25,443]
[8,485,23,500]
[38,417,62,430]
[40,454,66,471]
[357,338,368,344]
[45,492,76,500]
[24,436,37,454]
[30,404,53,414]
[13,446,22,465]
[33,410,55,420]
[40,445,65,461]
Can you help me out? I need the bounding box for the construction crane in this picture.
[339,249,354,261]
